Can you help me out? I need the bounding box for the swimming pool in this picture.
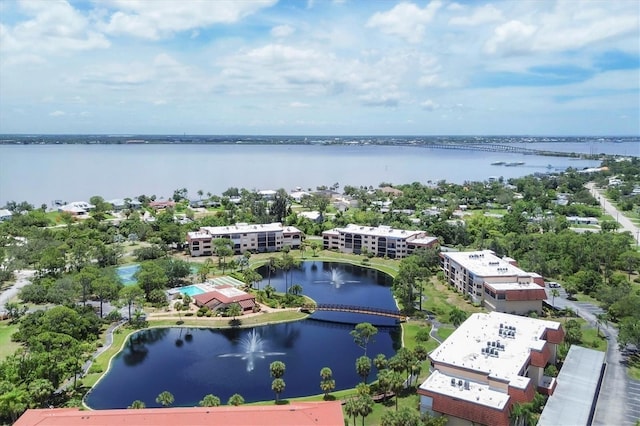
[177,284,207,297]
[116,264,140,286]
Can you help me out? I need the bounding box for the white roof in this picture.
[199,222,301,236]
[442,250,529,278]
[332,224,426,239]
[485,282,544,291]
[419,370,510,410]
[298,211,320,220]
[409,236,439,245]
[429,312,561,383]
[0,209,11,217]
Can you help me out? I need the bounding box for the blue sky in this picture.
[0,0,638,136]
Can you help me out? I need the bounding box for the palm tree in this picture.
[272,378,286,403]
[374,353,388,372]
[377,369,393,399]
[320,367,335,400]
[266,257,276,286]
[155,391,174,407]
[510,402,525,426]
[344,397,359,426]
[199,394,221,407]
[389,371,404,411]
[355,356,372,384]
[226,302,242,321]
[357,394,374,426]
[128,400,146,409]
[289,283,303,296]
[270,361,286,379]
[227,393,244,406]
[551,288,560,307]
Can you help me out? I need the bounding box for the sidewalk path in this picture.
[586,182,640,244]
[0,269,35,313]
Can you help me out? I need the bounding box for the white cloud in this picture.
[366,1,442,43]
[420,99,439,110]
[290,101,310,108]
[101,0,278,40]
[49,110,66,117]
[1,0,109,56]
[484,1,639,55]
[484,20,537,55]
[271,24,295,38]
[449,4,503,26]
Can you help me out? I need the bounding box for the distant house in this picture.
[149,200,176,210]
[58,201,95,216]
[0,209,12,221]
[290,190,311,202]
[108,198,142,212]
[298,211,322,223]
[193,285,256,313]
[379,186,403,197]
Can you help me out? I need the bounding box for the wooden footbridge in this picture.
[300,304,408,321]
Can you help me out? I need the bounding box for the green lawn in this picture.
[436,326,455,342]
[0,321,21,360]
[629,353,640,381]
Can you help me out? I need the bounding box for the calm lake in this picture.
[1,140,627,207]
[84,261,401,409]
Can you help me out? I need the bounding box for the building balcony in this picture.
[537,375,557,396]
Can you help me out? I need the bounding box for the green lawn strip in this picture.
[436,326,455,342]
[628,354,640,381]
[571,292,602,306]
[0,321,20,361]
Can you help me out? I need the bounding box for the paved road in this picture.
[545,289,637,425]
[586,182,640,245]
[0,269,35,313]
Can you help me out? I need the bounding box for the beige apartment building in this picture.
[440,250,546,314]
[187,222,303,256]
[322,224,438,259]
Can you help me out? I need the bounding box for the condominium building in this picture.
[187,222,303,256]
[418,312,565,426]
[322,224,438,259]
[440,250,546,314]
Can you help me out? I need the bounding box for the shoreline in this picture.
[81,308,311,410]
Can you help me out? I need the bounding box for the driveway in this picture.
[546,288,636,425]
[586,182,640,245]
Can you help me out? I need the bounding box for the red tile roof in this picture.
[15,402,344,426]
[193,285,255,306]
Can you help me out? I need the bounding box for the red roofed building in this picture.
[418,312,565,426]
[148,200,176,210]
[193,285,256,313]
[15,402,344,426]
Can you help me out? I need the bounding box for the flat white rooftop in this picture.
[410,236,439,245]
[443,250,529,278]
[485,282,544,292]
[430,312,561,383]
[199,222,300,236]
[217,286,247,298]
[419,370,510,410]
[334,224,426,239]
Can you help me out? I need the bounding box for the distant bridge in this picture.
[421,143,583,158]
[300,304,408,321]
